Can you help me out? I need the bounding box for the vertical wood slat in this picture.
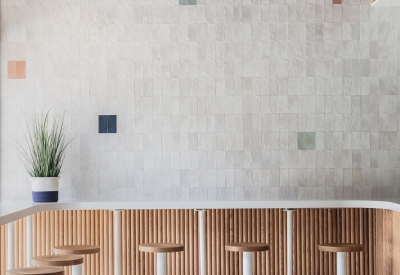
[393,210,400,275]
[375,209,394,275]
[1,224,6,275]
[0,208,398,275]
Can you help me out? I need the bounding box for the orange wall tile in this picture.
[8,61,26,79]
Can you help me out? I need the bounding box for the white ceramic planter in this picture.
[30,177,59,203]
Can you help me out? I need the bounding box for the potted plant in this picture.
[16,112,72,203]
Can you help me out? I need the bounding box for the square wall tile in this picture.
[8,61,26,79]
[179,0,197,5]
[99,115,117,133]
[99,115,108,133]
[298,132,316,150]
[333,0,342,3]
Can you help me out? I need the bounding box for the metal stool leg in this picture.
[243,252,253,275]
[196,209,207,275]
[72,263,83,275]
[157,252,167,275]
[337,252,346,275]
[284,209,296,275]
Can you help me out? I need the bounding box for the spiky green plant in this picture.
[16,112,72,177]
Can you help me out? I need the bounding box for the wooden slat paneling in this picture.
[293,209,375,275]
[0,208,396,275]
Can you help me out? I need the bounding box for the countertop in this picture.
[1,199,400,226]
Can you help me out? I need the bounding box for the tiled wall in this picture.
[1,0,399,202]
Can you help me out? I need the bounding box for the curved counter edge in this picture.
[1,199,400,226]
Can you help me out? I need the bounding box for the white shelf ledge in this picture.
[1,199,400,226]
[372,0,400,6]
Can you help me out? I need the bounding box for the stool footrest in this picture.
[7,267,64,275]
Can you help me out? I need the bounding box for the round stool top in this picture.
[54,245,100,255]
[7,267,64,275]
[139,243,184,253]
[32,255,84,267]
[225,242,270,252]
[319,243,365,253]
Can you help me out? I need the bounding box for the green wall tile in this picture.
[179,0,197,5]
[298,132,316,150]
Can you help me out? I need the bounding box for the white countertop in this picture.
[372,0,400,6]
[1,199,400,226]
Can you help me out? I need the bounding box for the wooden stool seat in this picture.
[319,243,365,275]
[319,243,365,253]
[225,242,270,252]
[54,245,100,255]
[32,255,84,267]
[139,243,184,275]
[139,243,184,253]
[7,267,64,275]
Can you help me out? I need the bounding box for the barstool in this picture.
[53,245,100,275]
[319,243,365,275]
[32,255,83,275]
[7,267,64,275]
[139,243,184,275]
[225,242,269,275]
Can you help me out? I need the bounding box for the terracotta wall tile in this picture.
[333,0,342,4]
[8,61,26,79]
[16,61,26,79]
[7,61,17,79]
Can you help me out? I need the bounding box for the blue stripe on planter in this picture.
[32,191,59,203]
